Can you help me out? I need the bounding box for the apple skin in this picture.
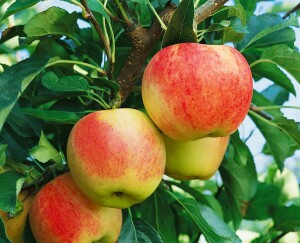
[0,191,34,243]
[142,43,253,141]
[163,134,229,180]
[29,173,122,243]
[67,108,166,209]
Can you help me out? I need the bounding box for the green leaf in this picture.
[273,205,300,232]
[175,197,241,243]
[222,17,248,43]
[29,131,61,165]
[42,72,89,92]
[272,117,300,146]
[272,169,300,204]
[219,147,257,228]
[245,183,280,220]
[94,78,120,92]
[34,39,70,59]
[0,26,25,45]
[249,27,296,49]
[86,0,110,20]
[21,108,84,124]
[170,182,211,207]
[1,0,40,21]
[230,131,249,166]
[261,84,290,105]
[252,91,283,117]
[24,7,79,41]
[63,0,109,20]
[0,56,50,131]
[218,189,241,229]
[74,43,103,67]
[118,216,164,243]
[139,188,177,242]
[251,45,300,86]
[162,0,197,48]
[0,218,11,243]
[237,13,298,51]
[249,114,297,171]
[0,171,26,212]
[131,0,149,4]
[251,62,295,95]
[238,0,256,14]
[0,144,7,167]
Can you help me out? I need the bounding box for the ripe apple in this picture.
[29,173,122,243]
[67,108,166,209]
[163,134,229,180]
[0,191,34,243]
[142,43,253,141]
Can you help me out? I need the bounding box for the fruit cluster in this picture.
[1,43,252,242]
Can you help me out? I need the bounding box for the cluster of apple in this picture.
[1,43,252,243]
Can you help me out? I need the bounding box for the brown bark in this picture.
[117,2,176,101]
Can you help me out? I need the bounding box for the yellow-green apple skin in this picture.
[142,43,253,141]
[163,135,229,180]
[67,108,166,209]
[29,173,122,243]
[0,191,34,243]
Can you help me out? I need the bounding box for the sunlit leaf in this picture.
[24,7,79,41]
[1,0,40,21]
[29,131,61,165]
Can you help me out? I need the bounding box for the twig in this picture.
[80,0,113,78]
[270,232,288,243]
[194,0,229,25]
[282,2,300,19]
[250,104,274,121]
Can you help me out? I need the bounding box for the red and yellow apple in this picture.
[0,191,34,243]
[67,108,166,209]
[163,135,229,180]
[29,173,122,243]
[142,43,253,141]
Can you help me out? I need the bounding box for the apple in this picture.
[0,191,34,243]
[67,108,166,209]
[163,134,229,180]
[142,43,253,141]
[29,173,122,243]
